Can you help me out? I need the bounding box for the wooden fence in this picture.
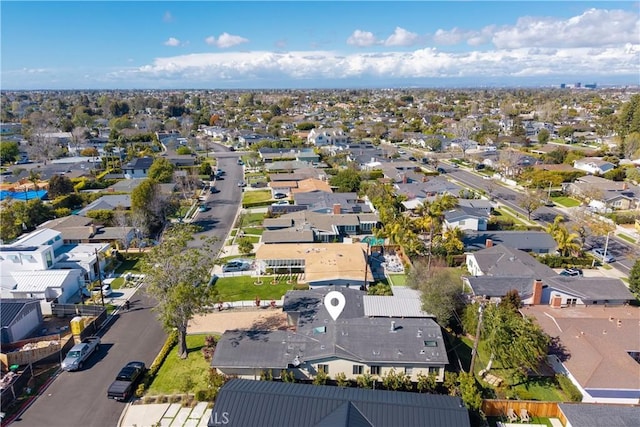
[482,400,564,422]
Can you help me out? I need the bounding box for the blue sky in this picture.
[1,1,639,89]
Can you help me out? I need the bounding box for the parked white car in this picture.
[590,248,615,263]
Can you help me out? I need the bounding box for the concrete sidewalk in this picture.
[119,402,211,427]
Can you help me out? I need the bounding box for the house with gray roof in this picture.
[209,379,470,427]
[122,156,154,179]
[262,210,378,244]
[1,299,43,344]
[558,402,640,425]
[212,287,449,384]
[293,192,373,214]
[563,175,639,212]
[444,206,490,231]
[394,178,462,201]
[75,194,131,216]
[465,245,556,279]
[463,231,557,254]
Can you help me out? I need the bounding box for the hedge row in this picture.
[537,255,593,268]
[242,200,275,209]
[135,330,178,397]
[556,374,583,402]
[606,212,640,225]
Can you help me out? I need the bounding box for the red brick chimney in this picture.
[551,295,562,308]
[333,204,341,215]
[532,279,543,305]
[621,182,628,190]
[402,174,408,184]
[485,239,493,248]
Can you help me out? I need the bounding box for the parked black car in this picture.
[107,361,146,401]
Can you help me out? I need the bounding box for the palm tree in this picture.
[417,194,458,271]
[554,226,581,257]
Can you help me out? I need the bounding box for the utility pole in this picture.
[94,248,105,306]
[603,231,611,263]
[469,302,485,375]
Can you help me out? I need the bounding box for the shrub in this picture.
[136,330,179,396]
[556,374,582,402]
[538,255,592,268]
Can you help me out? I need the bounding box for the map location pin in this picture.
[324,291,346,321]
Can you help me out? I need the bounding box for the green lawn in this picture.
[239,212,266,227]
[242,190,272,204]
[237,235,260,244]
[214,275,299,301]
[147,334,211,395]
[242,226,265,236]
[617,233,637,244]
[115,257,143,274]
[387,274,407,286]
[552,196,580,207]
[494,208,530,226]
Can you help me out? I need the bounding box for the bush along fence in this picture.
[135,331,178,398]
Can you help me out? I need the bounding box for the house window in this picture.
[370,366,381,375]
[317,364,329,374]
[405,367,413,376]
[459,220,466,226]
[352,365,363,375]
[45,251,53,268]
[424,340,437,347]
[567,298,577,307]
[428,367,440,375]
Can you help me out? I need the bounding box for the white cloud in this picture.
[164,37,181,47]
[163,11,174,23]
[383,27,419,47]
[347,30,378,47]
[114,44,638,84]
[205,33,249,49]
[492,8,639,49]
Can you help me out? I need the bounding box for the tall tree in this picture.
[147,157,175,183]
[48,174,75,198]
[0,141,20,164]
[481,304,549,377]
[407,262,464,327]
[518,189,543,220]
[142,224,218,358]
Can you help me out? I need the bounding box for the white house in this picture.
[573,157,615,175]
[122,156,154,179]
[443,206,489,231]
[307,128,349,146]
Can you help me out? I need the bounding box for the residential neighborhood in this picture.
[1,87,640,427]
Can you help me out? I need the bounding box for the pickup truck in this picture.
[61,336,101,371]
[107,361,146,401]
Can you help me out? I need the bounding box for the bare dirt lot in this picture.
[187,308,289,335]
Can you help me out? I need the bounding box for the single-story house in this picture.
[573,157,616,175]
[122,156,154,179]
[528,305,640,404]
[557,403,640,426]
[209,379,470,427]
[465,245,557,278]
[255,243,372,288]
[212,288,449,383]
[0,299,43,344]
[444,206,490,231]
[463,231,557,254]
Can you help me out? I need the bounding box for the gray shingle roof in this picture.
[465,276,536,299]
[210,379,470,427]
[545,277,634,301]
[463,231,557,252]
[470,245,557,278]
[559,403,640,427]
[1,299,39,328]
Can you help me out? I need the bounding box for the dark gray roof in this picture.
[545,277,634,301]
[465,276,536,299]
[210,379,470,427]
[444,206,489,222]
[294,192,371,214]
[211,330,290,369]
[123,156,154,169]
[76,194,131,216]
[463,231,557,252]
[1,299,40,328]
[261,229,315,244]
[470,245,557,278]
[394,179,461,199]
[558,403,640,427]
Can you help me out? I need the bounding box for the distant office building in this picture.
[585,83,597,89]
[560,83,566,89]
[575,82,582,88]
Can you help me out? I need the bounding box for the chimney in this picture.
[532,279,543,305]
[390,321,396,332]
[621,182,628,190]
[402,174,408,184]
[89,224,97,237]
[485,239,493,248]
[333,204,341,215]
[422,176,427,182]
[551,295,562,308]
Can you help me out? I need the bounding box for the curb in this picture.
[116,402,131,427]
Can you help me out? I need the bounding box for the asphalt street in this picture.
[13,291,166,427]
[441,164,637,275]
